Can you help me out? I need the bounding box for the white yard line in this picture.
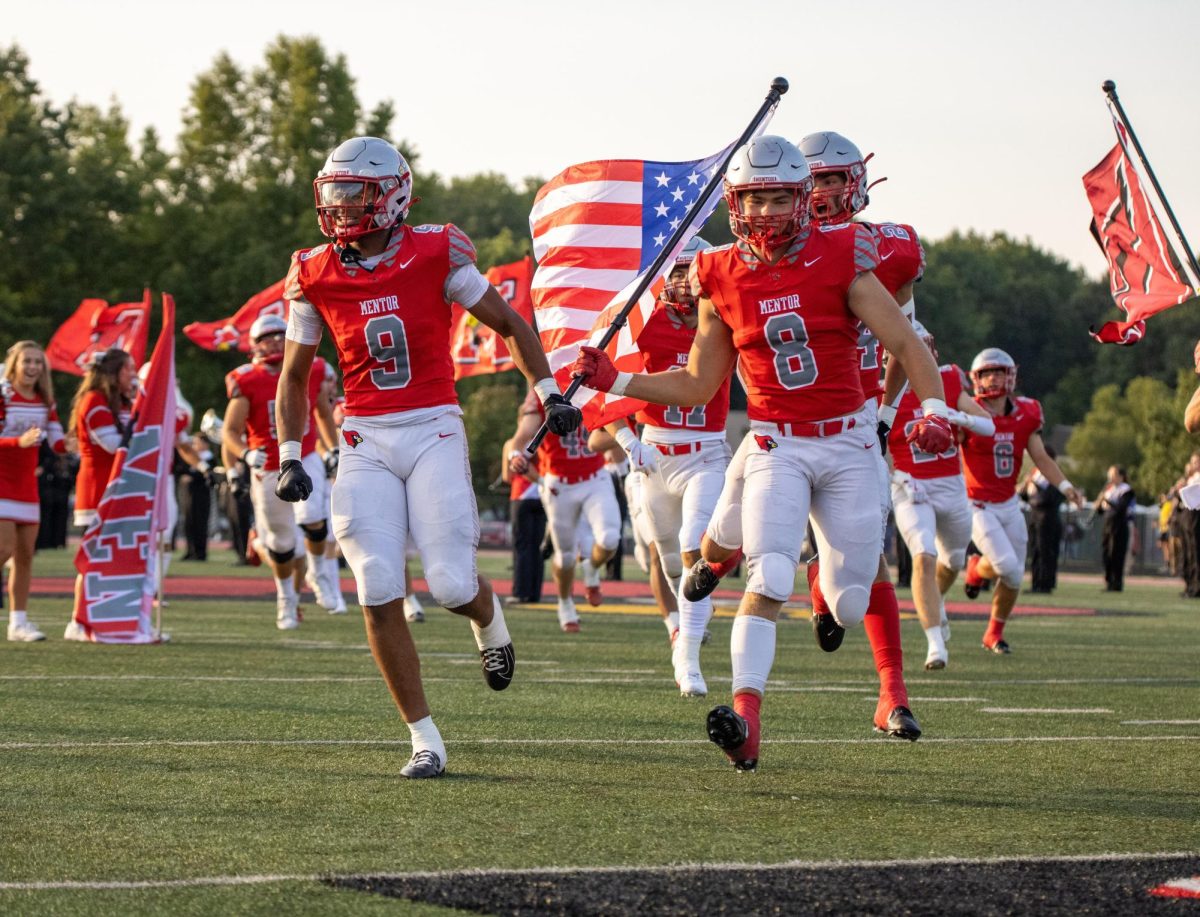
[0,850,1195,892]
[980,708,1113,714]
[1122,719,1200,725]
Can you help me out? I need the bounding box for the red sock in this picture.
[709,548,743,580]
[984,616,1006,646]
[806,558,830,617]
[732,691,762,759]
[864,581,907,708]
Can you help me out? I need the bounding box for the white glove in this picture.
[615,427,658,475]
[242,448,267,469]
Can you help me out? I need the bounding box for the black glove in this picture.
[276,459,313,502]
[877,421,890,456]
[323,448,340,478]
[544,393,582,435]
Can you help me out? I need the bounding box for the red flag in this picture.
[73,294,177,644]
[46,289,151,375]
[452,256,535,379]
[1084,125,1197,344]
[183,279,287,353]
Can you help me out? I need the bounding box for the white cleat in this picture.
[7,620,45,642]
[327,593,348,615]
[924,647,948,671]
[557,599,580,633]
[939,605,951,643]
[677,670,708,697]
[276,595,300,631]
[63,619,90,642]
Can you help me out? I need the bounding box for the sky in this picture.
[7,0,1200,277]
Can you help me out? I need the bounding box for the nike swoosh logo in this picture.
[438,432,454,438]
[399,256,416,269]
[880,252,894,261]
[804,257,822,267]
[864,441,875,449]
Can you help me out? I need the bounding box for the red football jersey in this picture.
[74,390,130,513]
[889,364,967,479]
[522,389,605,480]
[0,390,64,505]
[694,224,878,424]
[634,305,731,433]
[856,222,925,403]
[290,224,473,417]
[961,395,1044,502]
[226,357,328,470]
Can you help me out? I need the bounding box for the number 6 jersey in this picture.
[960,395,1043,503]
[285,223,487,418]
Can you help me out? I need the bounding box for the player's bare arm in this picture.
[313,375,338,451]
[849,272,944,405]
[470,287,556,386]
[1027,432,1082,504]
[221,397,250,469]
[591,425,620,453]
[276,339,318,447]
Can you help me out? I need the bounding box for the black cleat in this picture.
[400,749,444,779]
[812,611,845,652]
[963,581,981,599]
[683,559,722,602]
[982,639,1011,655]
[874,706,921,741]
[480,643,515,691]
[706,705,757,772]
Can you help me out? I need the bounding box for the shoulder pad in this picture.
[707,243,735,253]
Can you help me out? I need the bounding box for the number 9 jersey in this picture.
[285,223,485,417]
[959,395,1043,503]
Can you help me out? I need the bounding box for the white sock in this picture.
[730,614,776,695]
[581,558,601,588]
[406,715,446,764]
[10,610,27,626]
[324,554,341,582]
[924,625,947,657]
[677,591,712,670]
[275,577,296,600]
[472,594,511,650]
[557,597,578,622]
[664,611,680,636]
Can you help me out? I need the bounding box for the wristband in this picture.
[279,440,302,464]
[533,378,559,404]
[614,427,639,452]
[877,403,898,427]
[610,372,632,398]
[920,397,949,419]
[1058,479,1075,496]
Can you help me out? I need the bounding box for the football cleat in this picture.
[561,620,581,634]
[276,595,300,630]
[245,529,262,567]
[400,749,444,779]
[963,554,991,599]
[924,648,948,671]
[706,705,756,772]
[982,638,1011,655]
[404,596,425,623]
[811,610,845,653]
[480,642,515,691]
[874,705,922,741]
[677,670,708,698]
[683,559,721,602]
[7,620,46,642]
[585,584,603,607]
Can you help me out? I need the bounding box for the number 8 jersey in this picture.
[960,395,1044,503]
[286,223,485,417]
[692,223,878,424]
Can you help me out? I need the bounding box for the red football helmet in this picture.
[723,135,812,250]
[314,137,413,245]
[970,347,1017,398]
[249,314,287,365]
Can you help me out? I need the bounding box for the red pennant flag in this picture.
[1084,126,1197,345]
[72,294,177,644]
[452,256,535,379]
[183,279,287,353]
[46,289,151,375]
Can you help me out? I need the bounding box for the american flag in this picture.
[529,141,752,427]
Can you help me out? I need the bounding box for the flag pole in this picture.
[1102,80,1200,285]
[525,76,789,456]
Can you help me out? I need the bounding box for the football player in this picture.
[600,236,732,697]
[960,348,1081,653]
[572,136,951,772]
[277,137,580,779]
[222,314,340,628]
[508,392,621,631]
[886,323,994,669]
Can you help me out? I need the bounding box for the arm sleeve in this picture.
[286,297,324,346]
[90,426,123,453]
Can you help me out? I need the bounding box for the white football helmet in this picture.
[722,135,812,249]
[661,234,712,315]
[970,347,1017,398]
[314,137,413,244]
[200,408,224,445]
[798,131,872,223]
[249,314,288,365]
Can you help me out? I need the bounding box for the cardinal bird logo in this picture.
[343,430,363,448]
[754,434,778,452]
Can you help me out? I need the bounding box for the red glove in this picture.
[906,413,953,455]
[571,345,619,392]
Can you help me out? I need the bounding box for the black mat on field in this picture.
[327,854,1200,915]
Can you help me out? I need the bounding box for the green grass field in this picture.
[2,547,1198,914]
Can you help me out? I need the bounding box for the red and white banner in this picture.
[46,290,151,375]
[1085,119,1197,344]
[183,279,287,353]
[452,256,535,379]
[72,293,177,644]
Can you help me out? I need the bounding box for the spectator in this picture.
[502,435,546,604]
[1096,465,1136,592]
[178,433,214,560]
[1021,445,1067,594]
[1157,493,1174,574]
[35,441,73,550]
[1178,454,1200,598]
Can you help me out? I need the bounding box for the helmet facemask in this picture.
[314,175,405,244]
[252,332,285,366]
[660,264,697,319]
[724,182,813,251]
[971,365,1016,399]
